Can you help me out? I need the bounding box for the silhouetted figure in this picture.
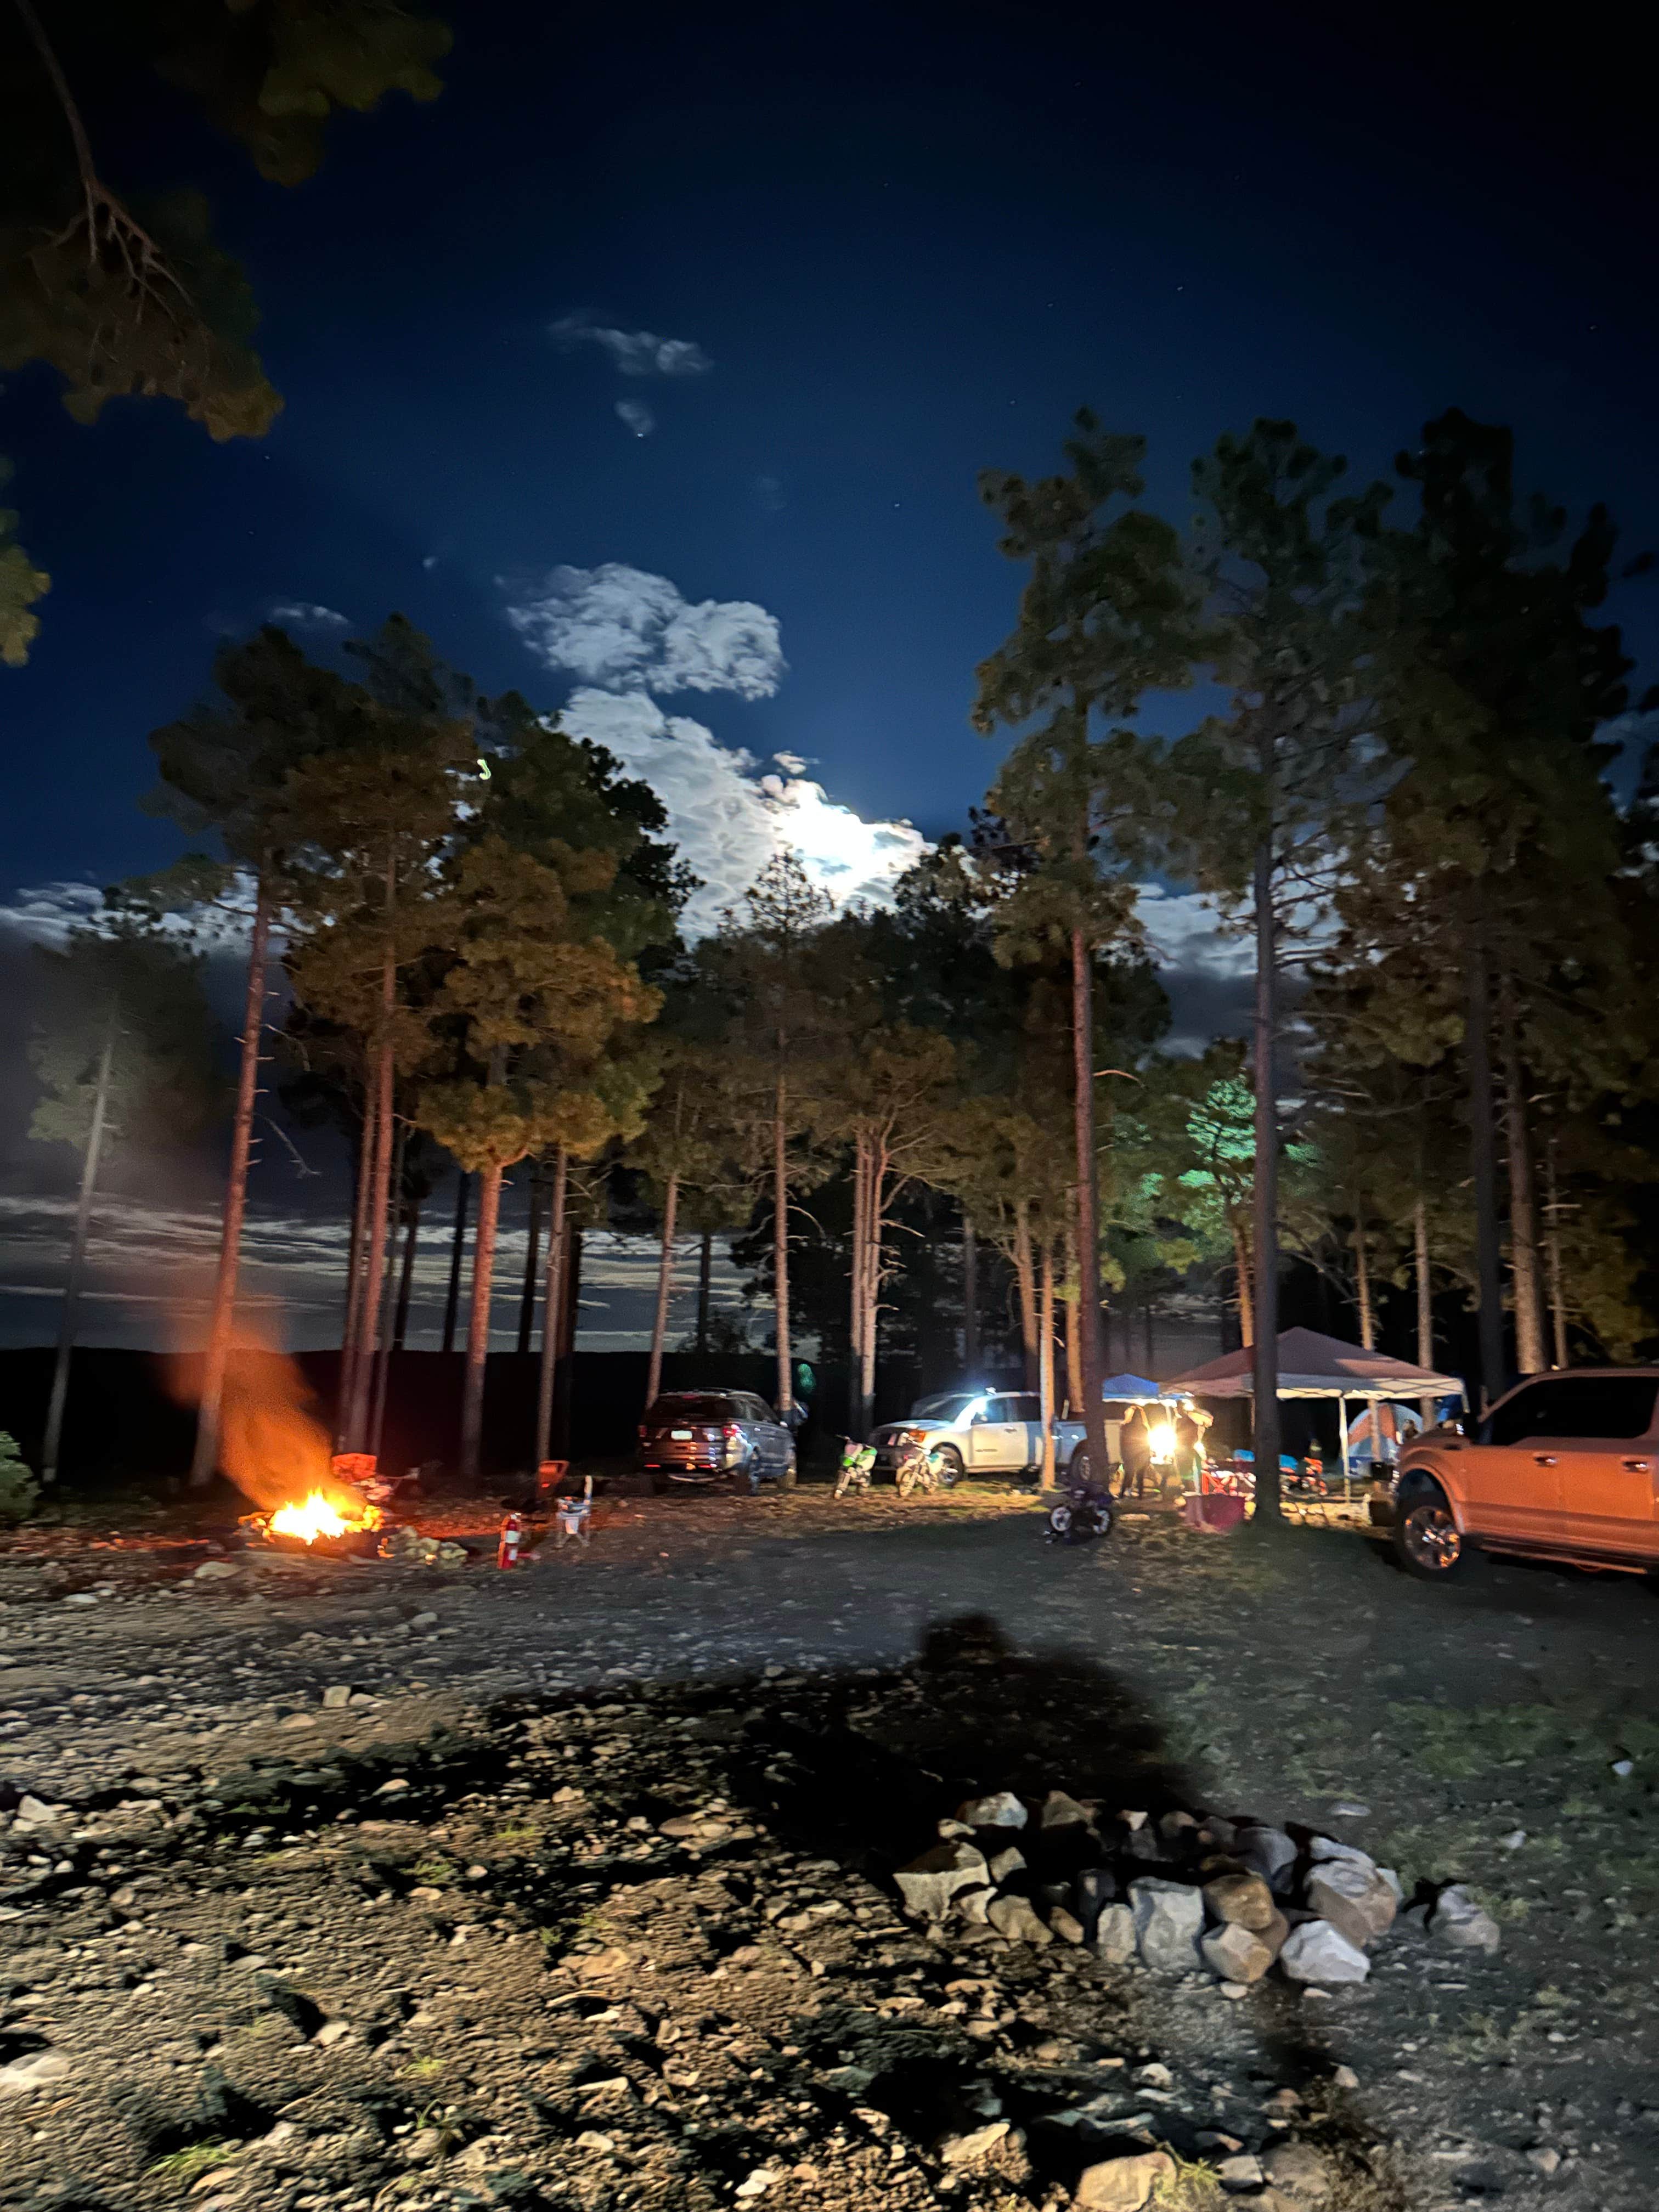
[1119,1404,1152,1497]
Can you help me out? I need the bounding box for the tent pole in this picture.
[1338,1396,1351,1502]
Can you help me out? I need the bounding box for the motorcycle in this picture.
[1045,1467,1115,1545]
[833,1438,877,1499]
[894,1435,955,1498]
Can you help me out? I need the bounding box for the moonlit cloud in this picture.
[556,689,927,936]
[267,601,349,630]
[550,314,713,378]
[504,563,785,699]
[616,398,656,437]
[0,879,104,945]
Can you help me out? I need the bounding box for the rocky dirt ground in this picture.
[3,1484,1658,2211]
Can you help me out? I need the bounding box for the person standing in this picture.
[1118,1405,1152,1498]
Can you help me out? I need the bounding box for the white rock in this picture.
[1612,1758,1634,1778]
[894,1840,988,1920]
[0,2049,73,2096]
[1217,2151,1265,2189]
[1304,1860,1396,1949]
[1278,1920,1370,1984]
[1075,2148,1177,2209]
[1307,1835,1376,1874]
[1233,1823,1296,1890]
[955,1791,1026,1830]
[1429,1884,1500,1954]
[1128,1878,1203,1975]
[1093,1903,1137,1963]
[321,1685,352,1709]
[1499,1830,1527,1851]
[14,1796,64,1830]
[988,1846,1026,1883]
[313,2019,352,2047]
[194,1560,239,1581]
[938,2120,1010,2164]
[736,2168,781,2197]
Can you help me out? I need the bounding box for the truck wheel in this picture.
[780,1452,798,1491]
[1394,1481,1472,1580]
[931,1445,964,1485]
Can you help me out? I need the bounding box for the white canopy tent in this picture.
[1164,1326,1468,1482]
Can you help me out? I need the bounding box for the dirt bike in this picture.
[1044,1467,1115,1545]
[894,1436,955,1498]
[833,1439,876,1498]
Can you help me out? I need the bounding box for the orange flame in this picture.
[269,1489,382,1544]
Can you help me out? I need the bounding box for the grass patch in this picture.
[1152,2156,1224,2210]
[1387,1701,1572,1779]
[148,2140,239,2181]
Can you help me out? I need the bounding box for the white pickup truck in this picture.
[871,1389,1103,1481]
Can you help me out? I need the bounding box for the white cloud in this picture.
[1133,884,1251,980]
[550,314,713,378]
[616,398,656,438]
[0,879,103,945]
[558,689,927,937]
[268,601,349,630]
[504,563,785,701]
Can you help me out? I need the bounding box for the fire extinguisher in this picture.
[496,1511,527,1568]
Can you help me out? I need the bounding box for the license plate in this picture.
[670,1429,693,1440]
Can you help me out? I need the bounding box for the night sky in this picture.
[3,0,1656,1346]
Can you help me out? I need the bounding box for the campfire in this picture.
[268,1489,383,1546]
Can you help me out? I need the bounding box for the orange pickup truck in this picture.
[1393,1368,1659,1581]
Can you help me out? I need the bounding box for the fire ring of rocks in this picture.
[896,1788,1500,1992]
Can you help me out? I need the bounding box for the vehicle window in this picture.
[1485,1377,1659,1446]
[1003,1395,1042,1421]
[647,1395,737,1423]
[750,1398,777,1424]
[912,1393,977,1421]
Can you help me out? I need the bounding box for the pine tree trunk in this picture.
[345,985,397,1451]
[337,1092,378,1449]
[773,1072,793,1415]
[1038,1242,1057,1488]
[461,1160,503,1483]
[695,1227,713,1357]
[442,1169,469,1353]
[368,1120,406,1462]
[1353,1201,1374,1350]
[1013,1199,1039,1390]
[1544,1137,1568,1368]
[1232,1214,1255,1347]
[1063,1281,1084,1416]
[1143,1295,1156,1373]
[848,1131,868,1432]
[1414,1195,1436,1424]
[859,1141,882,1438]
[393,1201,419,1350]
[517,1168,544,1356]
[1464,938,1505,1407]
[1250,830,1282,1520]
[646,1172,679,1410]
[534,1147,569,1465]
[962,1212,979,1375]
[190,874,272,1487]
[42,1009,116,1485]
[1499,986,1546,1376]
[1070,926,1111,1494]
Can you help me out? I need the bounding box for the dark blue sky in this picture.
[5,0,1658,908]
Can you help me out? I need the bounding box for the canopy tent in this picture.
[1099,1373,1167,1402]
[1164,1327,1467,1483]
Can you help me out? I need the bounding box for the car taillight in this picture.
[723,1423,741,1440]
[637,1424,648,1440]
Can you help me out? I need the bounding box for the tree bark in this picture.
[1544,1136,1568,1368]
[346,874,399,1453]
[848,1129,869,1433]
[1038,1242,1057,1488]
[336,1090,378,1449]
[1414,1194,1436,1424]
[858,1137,883,1440]
[534,1146,569,1466]
[1464,938,1505,1407]
[962,1212,979,1376]
[368,1119,406,1463]
[441,1168,469,1353]
[1250,830,1282,1520]
[1353,1200,1374,1350]
[190,874,272,1486]
[393,1200,419,1351]
[460,1160,503,1482]
[41,1008,116,1485]
[1013,1198,1039,1390]
[646,1171,679,1410]
[516,1167,544,1356]
[1063,1278,1084,1416]
[772,1072,793,1415]
[1231,1213,1255,1347]
[1499,987,1546,1376]
[1070,926,1111,1493]
[695,1226,713,1357]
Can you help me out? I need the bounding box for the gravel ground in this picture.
[3,1486,1658,2211]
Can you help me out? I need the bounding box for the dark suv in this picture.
[637,1391,798,1493]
